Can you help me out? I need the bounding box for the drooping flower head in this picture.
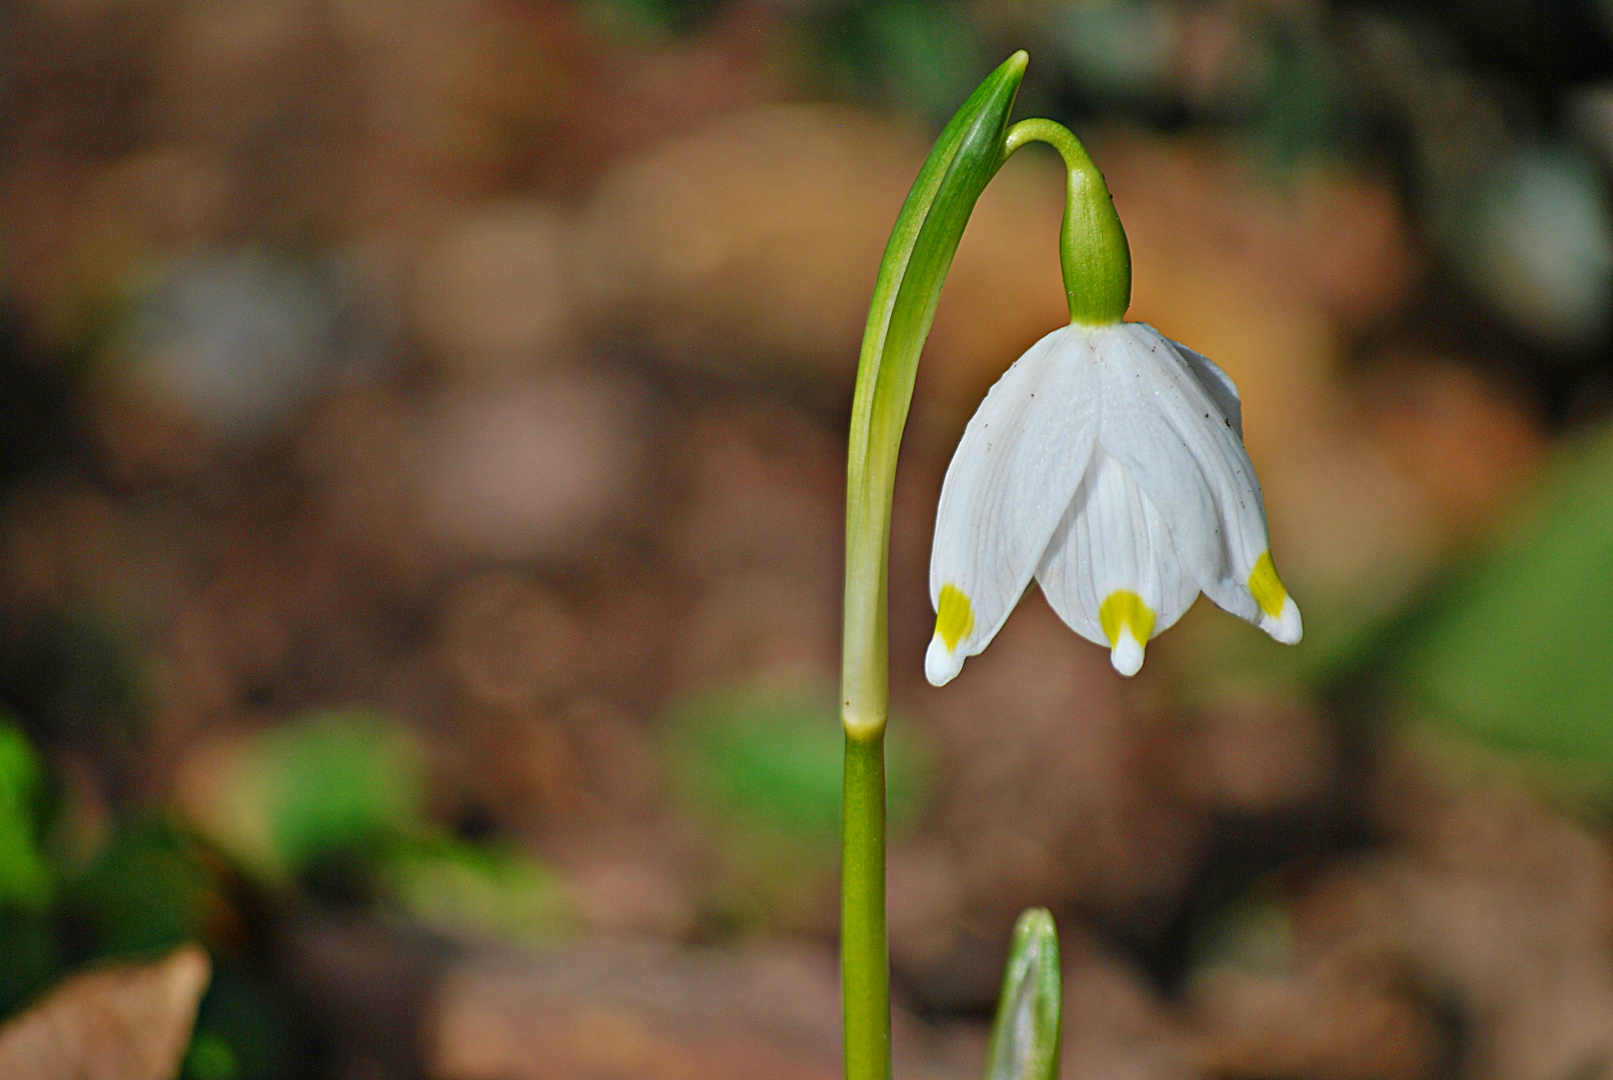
[926,321,1300,684]
[924,120,1300,685]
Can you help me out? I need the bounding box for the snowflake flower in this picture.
[926,320,1301,684]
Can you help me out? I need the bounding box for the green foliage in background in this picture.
[381,836,569,945]
[0,719,284,1076]
[186,709,570,944]
[0,910,59,1016]
[668,686,931,845]
[665,685,933,931]
[1248,14,1349,172]
[583,0,723,39]
[0,708,571,1078]
[189,710,424,884]
[1397,422,1613,765]
[184,1033,242,1080]
[258,711,425,878]
[812,0,987,121]
[67,817,215,958]
[184,961,286,1080]
[0,720,61,1015]
[0,720,52,912]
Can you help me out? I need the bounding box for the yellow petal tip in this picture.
[935,584,975,651]
[1247,552,1287,618]
[1099,590,1155,676]
[1248,552,1302,644]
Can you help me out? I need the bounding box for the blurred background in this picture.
[4,0,1613,1077]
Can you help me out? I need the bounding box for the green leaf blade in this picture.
[843,49,1027,738]
[984,908,1062,1080]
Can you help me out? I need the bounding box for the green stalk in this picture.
[1003,119,1131,325]
[842,731,887,1080]
[841,52,1027,1080]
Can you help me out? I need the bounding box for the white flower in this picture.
[926,321,1301,685]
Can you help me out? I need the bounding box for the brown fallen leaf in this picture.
[0,944,211,1080]
[1180,966,1440,1080]
[421,939,969,1080]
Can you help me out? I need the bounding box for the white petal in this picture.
[1034,446,1200,676]
[1088,326,1231,588]
[1093,323,1300,645]
[1173,341,1242,439]
[926,325,1098,685]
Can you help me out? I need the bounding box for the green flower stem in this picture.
[842,731,887,1080]
[1003,119,1131,325]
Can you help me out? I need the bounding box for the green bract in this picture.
[842,49,1030,744]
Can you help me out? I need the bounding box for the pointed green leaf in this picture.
[842,49,1027,739]
[984,908,1062,1080]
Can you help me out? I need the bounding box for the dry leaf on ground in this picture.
[0,944,211,1080]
